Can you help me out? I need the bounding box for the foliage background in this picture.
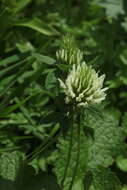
[0,0,127,190]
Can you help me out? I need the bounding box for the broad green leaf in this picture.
[86,110,125,168]
[15,18,59,36]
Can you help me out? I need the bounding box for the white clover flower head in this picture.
[59,62,108,108]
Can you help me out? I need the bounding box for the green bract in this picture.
[59,62,108,107]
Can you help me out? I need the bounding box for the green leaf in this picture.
[38,157,47,172]
[0,75,16,92]
[15,18,59,36]
[0,151,23,181]
[17,70,35,83]
[16,41,34,53]
[33,53,56,65]
[116,156,127,172]
[13,0,32,14]
[90,167,121,190]
[98,0,125,19]
[86,110,125,168]
[45,71,57,89]
[0,53,30,67]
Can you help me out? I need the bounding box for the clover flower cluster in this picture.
[57,36,108,108]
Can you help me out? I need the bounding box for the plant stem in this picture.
[69,121,81,190]
[61,107,75,188]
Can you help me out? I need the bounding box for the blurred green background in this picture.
[0,0,127,190]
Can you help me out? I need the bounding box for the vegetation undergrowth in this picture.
[0,1,127,190]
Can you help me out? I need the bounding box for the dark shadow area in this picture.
[14,164,60,190]
[0,177,15,190]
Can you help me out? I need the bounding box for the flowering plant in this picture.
[57,36,108,108]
